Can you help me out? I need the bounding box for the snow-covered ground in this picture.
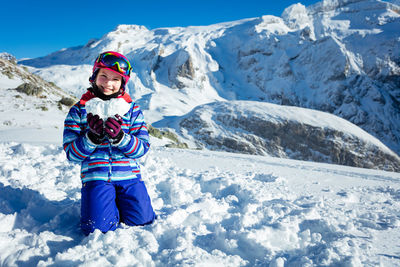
[1,61,400,267]
[0,126,400,266]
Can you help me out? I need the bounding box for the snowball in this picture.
[85,98,131,119]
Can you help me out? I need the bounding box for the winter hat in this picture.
[89,51,132,89]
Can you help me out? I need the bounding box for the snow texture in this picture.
[1,56,400,266]
[85,98,131,119]
[0,142,399,266]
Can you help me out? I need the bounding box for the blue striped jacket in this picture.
[63,91,150,183]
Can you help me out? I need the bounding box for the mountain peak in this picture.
[114,24,149,33]
[0,52,17,63]
[281,3,312,30]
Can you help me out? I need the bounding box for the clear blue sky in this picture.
[0,0,320,59]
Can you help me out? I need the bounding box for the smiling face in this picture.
[95,68,123,95]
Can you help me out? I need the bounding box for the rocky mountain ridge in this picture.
[158,100,400,172]
[0,56,77,145]
[0,56,76,109]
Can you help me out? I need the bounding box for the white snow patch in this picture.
[85,97,131,119]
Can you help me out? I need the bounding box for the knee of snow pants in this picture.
[115,179,156,226]
[80,181,120,236]
[80,179,155,235]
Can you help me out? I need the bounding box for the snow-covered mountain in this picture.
[19,0,400,157]
[2,52,399,171]
[156,101,400,171]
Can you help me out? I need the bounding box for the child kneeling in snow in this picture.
[63,51,156,235]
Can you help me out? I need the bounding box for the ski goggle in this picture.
[95,52,132,77]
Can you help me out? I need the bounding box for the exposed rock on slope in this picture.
[0,57,76,107]
[0,56,77,133]
[175,101,400,172]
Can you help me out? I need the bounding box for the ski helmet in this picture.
[89,51,132,89]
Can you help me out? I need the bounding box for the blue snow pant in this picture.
[80,178,156,235]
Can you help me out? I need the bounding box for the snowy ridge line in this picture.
[1,141,399,266]
[171,101,400,172]
[180,100,397,155]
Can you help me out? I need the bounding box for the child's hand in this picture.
[87,113,104,136]
[86,113,105,145]
[105,115,124,144]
